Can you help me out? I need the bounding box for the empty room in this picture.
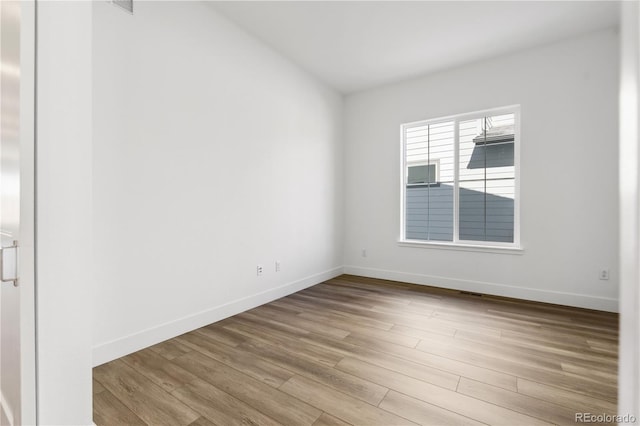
[2,0,640,425]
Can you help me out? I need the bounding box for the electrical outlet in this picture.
[257,265,263,276]
[275,261,281,272]
[599,268,609,280]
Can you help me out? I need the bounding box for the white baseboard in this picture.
[343,265,619,313]
[92,266,344,366]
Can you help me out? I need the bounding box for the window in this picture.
[401,106,519,247]
[407,161,439,185]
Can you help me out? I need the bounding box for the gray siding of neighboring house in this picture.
[458,187,514,242]
[406,184,454,241]
[406,185,514,242]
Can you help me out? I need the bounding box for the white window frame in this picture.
[399,105,521,252]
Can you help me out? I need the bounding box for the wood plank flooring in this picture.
[93,275,618,426]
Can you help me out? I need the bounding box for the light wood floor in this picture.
[93,275,618,426]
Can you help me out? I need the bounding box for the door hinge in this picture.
[1,240,19,287]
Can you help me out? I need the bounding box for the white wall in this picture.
[92,1,343,365]
[618,1,640,419]
[344,29,619,312]
[37,1,93,424]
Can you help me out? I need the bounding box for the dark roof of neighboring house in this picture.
[473,124,514,144]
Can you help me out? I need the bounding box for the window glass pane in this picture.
[408,165,427,184]
[407,164,437,184]
[458,114,515,242]
[405,121,454,241]
[427,163,437,183]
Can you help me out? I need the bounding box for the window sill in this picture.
[398,240,524,255]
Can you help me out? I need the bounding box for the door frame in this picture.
[0,1,37,425]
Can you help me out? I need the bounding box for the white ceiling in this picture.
[211,1,620,94]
